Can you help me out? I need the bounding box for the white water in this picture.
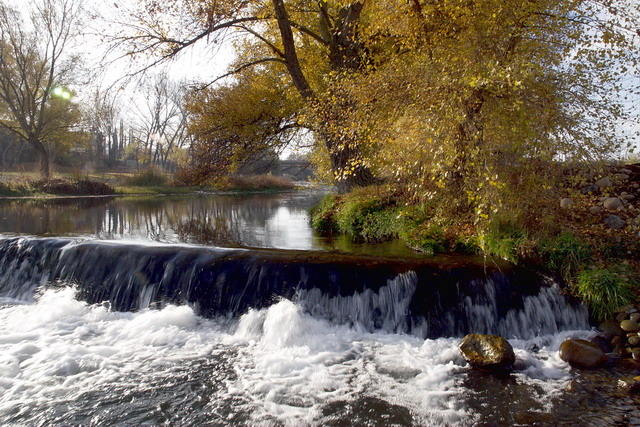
[0,287,594,426]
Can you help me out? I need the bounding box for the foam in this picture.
[0,288,591,426]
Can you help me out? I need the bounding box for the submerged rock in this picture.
[459,334,515,370]
[559,339,606,368]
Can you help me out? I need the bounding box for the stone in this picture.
[603,197,623,210]
[559,339,607,368]
[630,313,640,323]
[595,177,613,188]
[618,377,640,394]
[628,335,640,346]
[615,173,630,180]
[598,320,625,340]
[616,312,629,322]
[459,334,516,370]
[581,185,599,194]
[604,215,626,229]
[621,193,635,201]
[615,304,637,314]
[621,168,633,174]
[560,198,575,209]
[590,335,613,353]
[621,320,640,332]
[633,348,640,361]
[589,206,603,215]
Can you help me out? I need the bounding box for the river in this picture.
[0,191,638,425]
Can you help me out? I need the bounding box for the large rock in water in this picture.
[459,334,516,370]
[559,339,606,368]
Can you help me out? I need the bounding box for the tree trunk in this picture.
[32,139,51,179]
[272,0,375,193]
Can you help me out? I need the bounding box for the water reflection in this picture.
[0,193,326,250]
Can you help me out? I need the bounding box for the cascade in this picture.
[0,237,588,338]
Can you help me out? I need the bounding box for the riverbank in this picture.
[311,162,640,320]
[0,173,298,198]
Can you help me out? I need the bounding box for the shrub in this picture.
[33,179,114,196]
[124,167,168,187]
[575,267,634,321]
[400,223,446,255]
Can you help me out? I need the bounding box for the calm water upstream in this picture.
[0,192,638,426]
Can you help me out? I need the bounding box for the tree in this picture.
[0,0,83,179]
[110,0,381,192]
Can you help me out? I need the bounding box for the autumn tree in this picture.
[109,0,381,192]
[0,0,84,178]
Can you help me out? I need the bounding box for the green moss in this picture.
[575,267,634,321]
[310,194,341,234]
[400,223,446,255]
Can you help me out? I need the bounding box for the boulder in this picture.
[595,177,613,188]
[459,334,516,370]
[603,197,623,210]
[628,335,640,346]
[560,198,575,209]
[559,339,606,368]
[620,320,640,333]
[615,173,630,181]
[630,313,640,323]
[621,192,635,201]
[604,215,626,229]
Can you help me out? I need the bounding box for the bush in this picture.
[575,268,634,321]
[124,167,168,187]
[400,223,446,255]
[33,179,114,196]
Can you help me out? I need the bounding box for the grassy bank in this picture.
[311,178,640,320]
[0,171,298,197]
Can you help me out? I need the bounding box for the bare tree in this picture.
[0,0,83,178]
[131,73,189,170]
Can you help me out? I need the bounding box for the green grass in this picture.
[575,267,634,321]
[539,232,591,281]
[481,219,529,264]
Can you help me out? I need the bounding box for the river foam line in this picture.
[0,287,592,426]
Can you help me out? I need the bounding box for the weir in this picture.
[0,237,588,339]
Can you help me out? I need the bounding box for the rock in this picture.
[559,339,607,368]
[627,332,638,339]
[615,304,637,314]
[560,198,575,209]
[590,335,613,353]
[628,335,640,346]
[630,313,640,323]
[618,377,640,394]
[598,320,625,340]
[615,173,630,181]
[595,177,613,188]
[621,320,640,332]
[621,192,636,201]
[621,168,633,174]
[633,348,640,361]
[582,185,599,194]
[604,215,626,229]
[616,312,629,322]
[634,183,640,189]
[589,206,603,215]
[459,334,516,370]
[603,197,623,210]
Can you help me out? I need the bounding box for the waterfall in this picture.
[0,237,589,338]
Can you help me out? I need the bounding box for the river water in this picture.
[0,191,638,426]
